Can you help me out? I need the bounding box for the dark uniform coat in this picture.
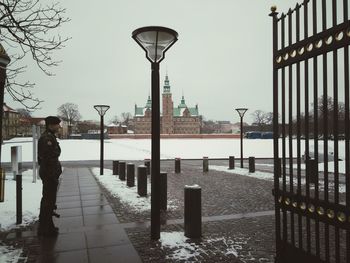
[38,129,62,231]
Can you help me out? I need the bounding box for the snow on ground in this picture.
[91,168,178,212]
[4,137,347,162]
[159,231,247,261]
[0,170,41,231]
[211,166,346,193]
[0,245,25,263]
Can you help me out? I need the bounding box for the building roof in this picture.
[134,75,199,117]
[3,103,18,113]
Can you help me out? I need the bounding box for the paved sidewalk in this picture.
[4,167,142,263]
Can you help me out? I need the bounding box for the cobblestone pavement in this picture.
[125,215,275,263]
[99,159,277,262]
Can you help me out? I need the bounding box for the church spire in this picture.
[145,95,152,108]
[163,74,171,94]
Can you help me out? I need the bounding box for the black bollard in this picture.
[137,166,147,197]
[203,157,209,172]
[113,161,119,175]
[175,158,181,173]
[306,158,318,184]
[184,185,201,238]
[160,172,167,211]
[118,162,126,181]
[0,168,5,202]
[144,159,151,175]
[249,157,255,173]
[229,156,235,170]
[127,163,135,187]
[16,174,22,225]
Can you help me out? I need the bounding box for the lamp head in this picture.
[0,43,11,68]
[235,108,248,118]
[94,105,110,116]
[132,26,178,63]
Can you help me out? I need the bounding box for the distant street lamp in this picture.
[94,105,110,175]
[132,26,178,240]
[0,43,11,164]
[235,108,248,168]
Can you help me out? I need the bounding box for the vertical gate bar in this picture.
[343,1,350,261]
[312,0,320,258]
[295,4,303,250]
[281,14,288,245]
[303,0,311,254]
[321,1,330,261]
[270,7,281,261]
[287,8,295,246]
[331,1,340,263]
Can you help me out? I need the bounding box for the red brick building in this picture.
[133,75,201,134]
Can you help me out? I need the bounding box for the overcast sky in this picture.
[5,0,303,124]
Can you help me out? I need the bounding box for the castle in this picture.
[133,75,201,134]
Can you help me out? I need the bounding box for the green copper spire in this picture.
[178,95,187,108]
[163,74,171,93]
[145,95,152,108]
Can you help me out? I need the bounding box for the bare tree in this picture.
[109,115,120,125]
[57,103,81,126]
[120,112,132,126]
[0,0,70,109]
[16,108,31,118]
[251,110,274,131]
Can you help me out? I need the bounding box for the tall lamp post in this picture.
[94,105,110,175]
[132,26,178,240]
[235,108,248,168]
[0,44,11,165]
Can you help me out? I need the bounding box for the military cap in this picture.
[45,116,61,125]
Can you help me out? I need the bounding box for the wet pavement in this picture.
[2,167,142,263]
[1,159,280,262]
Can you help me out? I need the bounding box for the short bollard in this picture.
[16,174,22,225]
[160,172,167,211]
[203,157,209,172]
[113,161,119,175]
[229,156,235,170]
[137,166,147,197]
[175,158,181,173]
[0,168,5,202]
[127,163,135,187]
[118,162,126,181]
[184,185,201,238]
[144,159,151,175]
[249,157,255,173]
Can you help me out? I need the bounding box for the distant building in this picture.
[2,103,20,140]
[133,75,201,134]
[107,123,127,134]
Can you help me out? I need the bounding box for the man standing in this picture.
[37,116,62,237]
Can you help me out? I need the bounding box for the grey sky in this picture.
[5,0,303,124]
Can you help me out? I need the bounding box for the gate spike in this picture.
[287,8,292,15]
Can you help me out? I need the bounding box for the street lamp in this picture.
[132,26,178,240]
[235,108,248,168]
[94,105,110,175]
[0,44,11,164]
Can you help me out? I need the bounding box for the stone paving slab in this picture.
[1,167,142,263]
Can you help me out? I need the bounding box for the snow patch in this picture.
[0,169,41,231]
[91,168,178,212]
[0,245,25,263]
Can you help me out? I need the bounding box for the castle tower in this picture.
[162,74,174,134]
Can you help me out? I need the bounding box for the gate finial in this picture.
[270,5,277,13]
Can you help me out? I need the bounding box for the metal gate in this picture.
[271,1,350,262]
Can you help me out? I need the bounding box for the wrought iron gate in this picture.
[271,1,350,262]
